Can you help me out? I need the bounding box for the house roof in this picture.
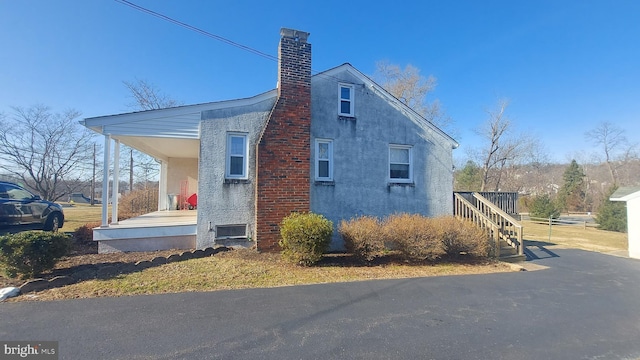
[81,63,460,160]
[313,63,459,149]
[81,89,277,137]
[80,90,277,160]
[610,187,640,202]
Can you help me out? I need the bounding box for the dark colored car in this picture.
[0,181,64,233]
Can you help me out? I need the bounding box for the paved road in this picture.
[2,248,640,359]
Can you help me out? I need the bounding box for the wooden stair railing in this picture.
[455,191,519,216]
[453,193,502,257]
[471,192,524,256]
[453,192,524,257]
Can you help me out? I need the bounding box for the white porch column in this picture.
[111,140,120,224]
[101,135,111,227]
[158,159,168,211]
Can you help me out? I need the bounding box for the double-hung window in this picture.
[226,133,248,179]
[315,139,333,181]
[389,145,413,182]
[338,83,354,117]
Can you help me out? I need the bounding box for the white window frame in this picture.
[226,132,248,179]
[315,139,334,181]
[388,144,413,183]
[338,83,355,117]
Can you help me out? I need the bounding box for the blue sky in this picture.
[1,0,638,164]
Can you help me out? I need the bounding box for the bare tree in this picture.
[123,78,181,111]
[475,99,539,191]
[121,79,183,191]
[585,121,637,185]
[374,61,453,134]
[0,105,95,201]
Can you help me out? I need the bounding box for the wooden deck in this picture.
[93,210,197,253]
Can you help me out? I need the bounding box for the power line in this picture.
[113,0,345,83]
[114,0,278,62]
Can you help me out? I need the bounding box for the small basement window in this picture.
[216,225,247,239]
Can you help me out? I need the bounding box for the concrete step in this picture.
[500,254,526,263]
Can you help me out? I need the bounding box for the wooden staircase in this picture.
[453,192,525,262]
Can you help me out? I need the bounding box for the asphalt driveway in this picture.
[1,248,640,359]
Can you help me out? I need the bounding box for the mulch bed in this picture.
[1,243,496,289]
[0,241,183,289]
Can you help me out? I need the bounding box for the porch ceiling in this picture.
[81,90,279,161]
[81,101,205,161]
[114,136,199,161]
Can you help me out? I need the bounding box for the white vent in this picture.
[216,225,247,239]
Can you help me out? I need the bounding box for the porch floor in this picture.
[93,210,197,253]
[112,210,197,227]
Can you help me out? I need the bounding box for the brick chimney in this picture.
[255,28,312,252]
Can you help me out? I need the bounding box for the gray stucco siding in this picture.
[196,97,276,249]
[310,70,454,249]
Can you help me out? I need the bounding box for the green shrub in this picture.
[73,222,101,244]
[279,212,333,266]
[436,217,491,258]
[339,216,385,261]
[529,194,561,219]
[597,186,627,232]
[384,214,443,261]
[0,231,72,279]
[597,203,627,232]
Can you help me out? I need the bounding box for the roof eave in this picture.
[81,89,277,129]
[610,187,640,202]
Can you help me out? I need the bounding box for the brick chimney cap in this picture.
[280,28,310,43]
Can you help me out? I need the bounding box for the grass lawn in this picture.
[60,203,105,231]
[522,220,627,253]
[2,206,516,301]
[20,250,513,301]
[7,207,627,302]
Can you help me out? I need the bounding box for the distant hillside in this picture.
[454,159,640,212]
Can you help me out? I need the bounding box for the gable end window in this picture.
[226,133,248,179]
[389,145,413,182]
[315,139,333,181]
[338,83,355,117]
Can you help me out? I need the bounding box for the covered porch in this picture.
[81,93,278,253]
[81,103,211,252]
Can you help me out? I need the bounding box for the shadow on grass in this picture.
[14,248,499,297]
[15,244,232,295]
[317,252,497,268]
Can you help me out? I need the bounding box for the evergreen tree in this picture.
[529,194,561,219]
[558,160,586,212]
[455,161,482,191]
[597,185,627,232]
